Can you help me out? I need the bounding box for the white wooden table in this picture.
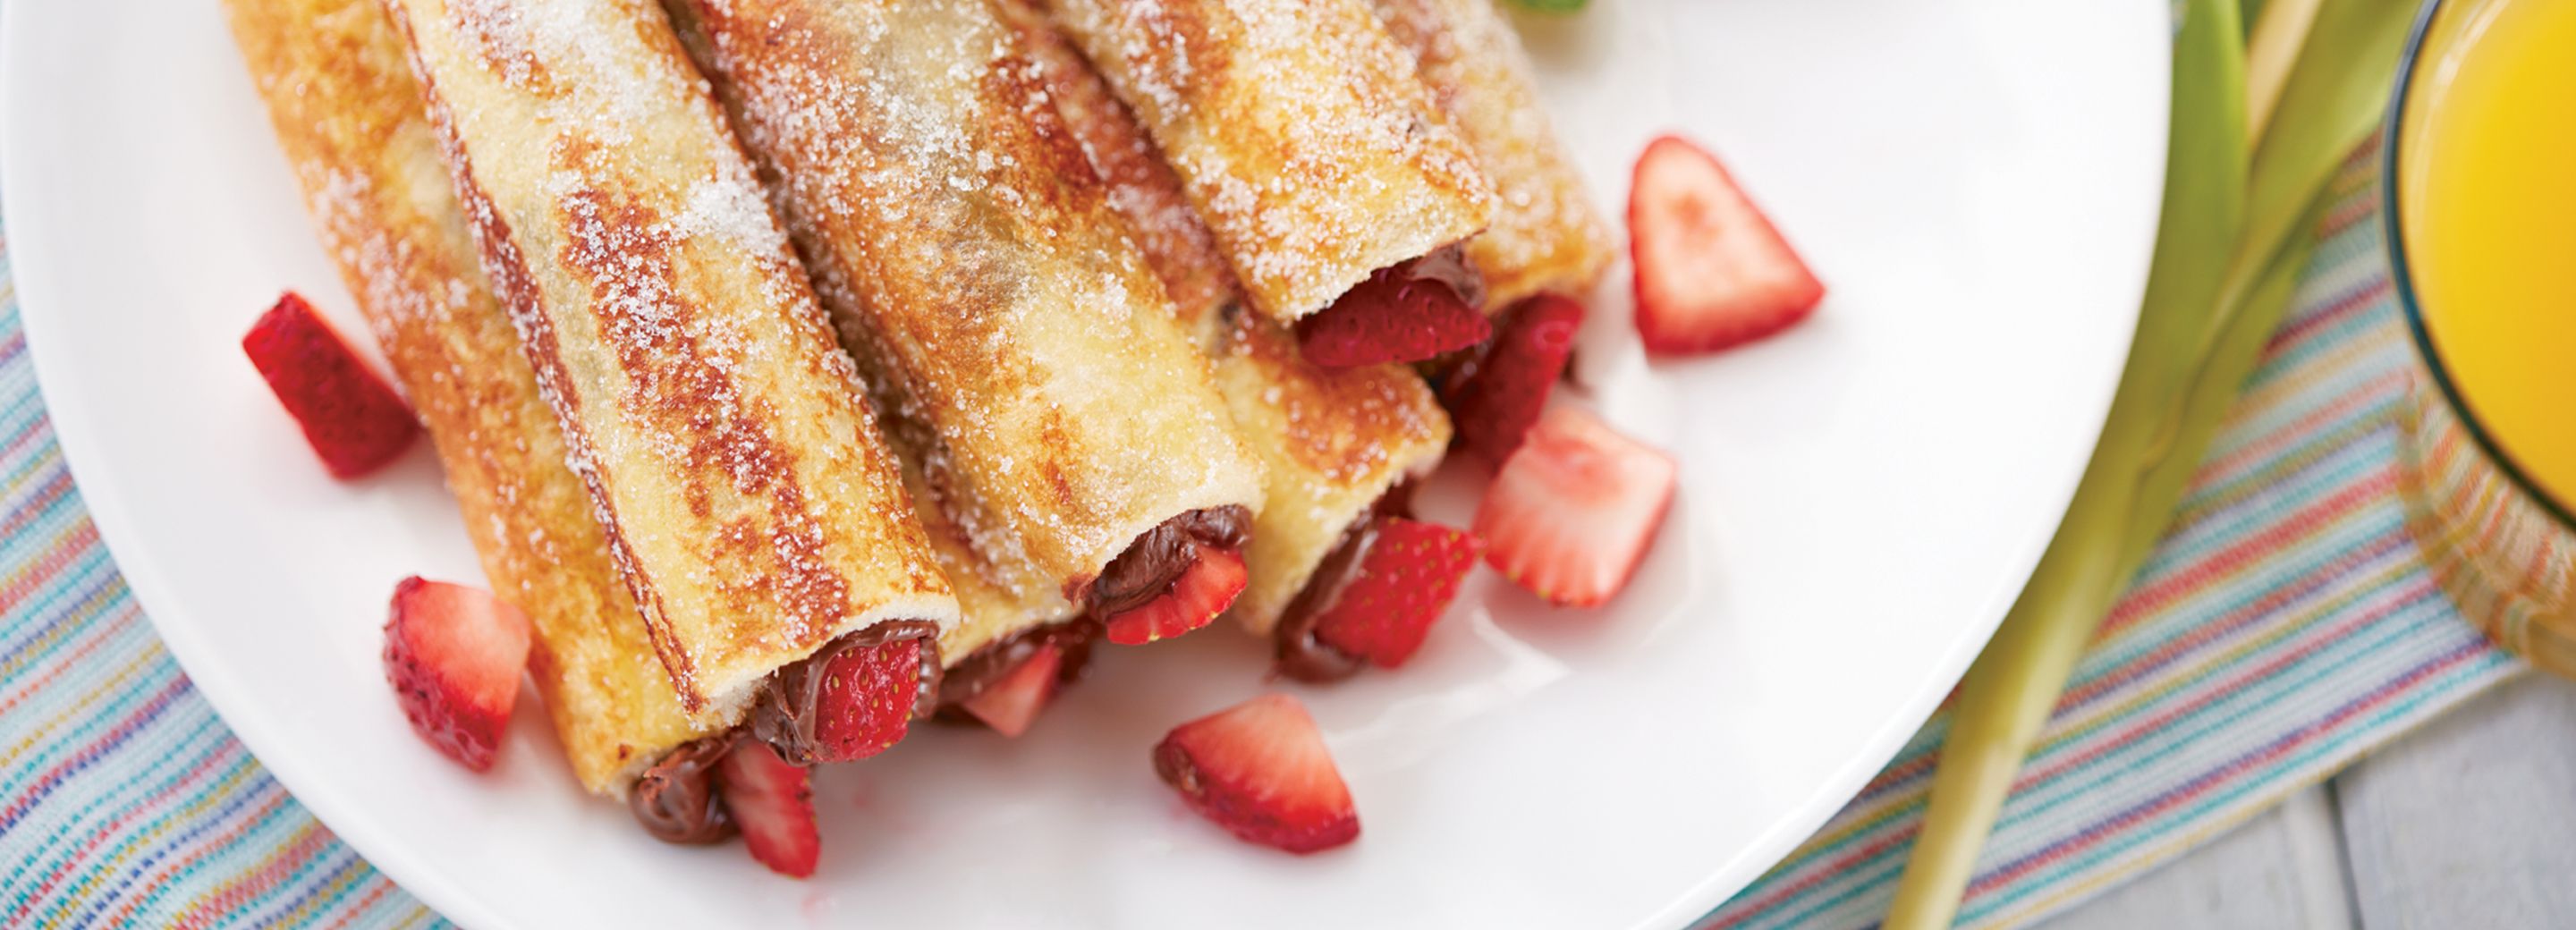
[2037,672,2576,929]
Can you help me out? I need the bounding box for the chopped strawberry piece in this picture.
[1474,406,1676,607]
[381,577,531,772]
[809,636,929,764]
[242,292,419,478]
[1296,267,1491,368]
[717,740,820,878]
[1629,136,1824,354]
[1153,693,1359,854]
[960,643,1065,738]
[1104,548,1248,646]
[1445,293,1586,462]
[1310,518,1482,669]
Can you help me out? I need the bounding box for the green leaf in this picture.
[1503,0,1589,13]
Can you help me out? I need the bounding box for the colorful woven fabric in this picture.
[0,146,2520,926]
[1697,148,2521,929]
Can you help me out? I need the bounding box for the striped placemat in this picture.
[0,146,2520,927]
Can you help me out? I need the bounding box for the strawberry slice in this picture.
[959,643,1065,738]
[809,636,929,764]
[242,292,420,478]
[1445,293,1586,462]
[1310,518,1483,669]
[1474,406,1677,607]
[717,740,820,878]
[1153,693,1360,854]
[381,577,532,772]
[1104,548,1248,646]
[1296,267,1491,368]
[1629,135,1824,355]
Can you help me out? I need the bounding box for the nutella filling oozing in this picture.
[935,618,1101,712]
[1401,241,1487,314]
[627,733,738,845]
[747,619,944,767]
[1273,488,1417,682]
[1080,505,1252,615]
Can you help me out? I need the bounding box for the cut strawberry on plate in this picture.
[1445,293,1586,462]
[809,636,931,764]
[1296,266,1492,368]
[1310,518,1483,669]
[381,577,532,772]
[1104,547,1249,646]
[717,740,820,878]
[1475,405,1677,607]
[1153,693,1359,854]
[960,643,1064,738]
[241,292,420,478]
[1629,135,1824,355]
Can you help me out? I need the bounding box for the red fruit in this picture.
[1446,293,1586,462]
[381,577,532,772]
[717,740,820,878]
[960,644,1065,738]
[1310,519,1482,669]
[1629,135,1824,354]
[1104,548,1248,646]
[242,292,420,478]
[1474,405,1676,607]
[1296,267,1491,368]
[1153,693,1359,854]
[810,637,929,764]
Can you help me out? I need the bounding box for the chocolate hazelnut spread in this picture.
[747,619,944,766]
[1403,241,1487,313]
[1273,489,1416,682]
[935,618,1101,711]
[1080,505,1252,615]
[628,733,738,845]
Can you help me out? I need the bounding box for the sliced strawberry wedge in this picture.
[1296,267,1491,368]
[1310,518,1483,669]
[1104,548,1248,646]
[1630,135,1824,355]
[809,636,930,764]
[1474,406,1677,607]
[242,292,419,478]
[717,740,820,878]
[1445,293,1586,462]
[960,643,1065,738]
[1154,693,1359,854]
[381,577,532,772]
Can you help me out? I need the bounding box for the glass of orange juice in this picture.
[2386,0,2576,676]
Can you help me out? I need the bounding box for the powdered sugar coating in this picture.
[665,0,1267,651]
[1371,0,1614,309]
[1042,0,1496,323]
[383,0,959,714]
[222,0,716,792]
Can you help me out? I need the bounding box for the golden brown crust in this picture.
[1038,0,1496,324]
[1008,2,1453,632]
[220,0,715,793]
[1372,0,1614,309]
[663,0,1266,653]
[380,0,960,716]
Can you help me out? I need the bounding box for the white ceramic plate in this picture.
[2,1,2165,927]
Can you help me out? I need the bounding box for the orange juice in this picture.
[2390,0,2576,676]
[2397,0,2576,512]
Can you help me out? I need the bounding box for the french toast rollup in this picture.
[379,0,962,740]
[1372,0,1615,310]
[661,0,1267,668]
[1004,3,1453,678]
[222,0,717,799]
[1035,0,1496,328]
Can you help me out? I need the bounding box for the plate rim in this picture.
[0,3,2170,926]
